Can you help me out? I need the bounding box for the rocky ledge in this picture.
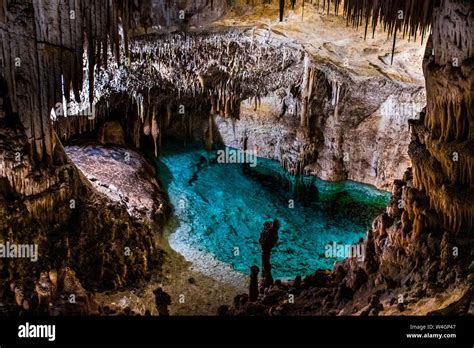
[0,114,170,315]
[65,141,169,228]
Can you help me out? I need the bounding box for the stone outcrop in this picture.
[65,142,169,228]
[0,113,169,289]
[0,114,170,313]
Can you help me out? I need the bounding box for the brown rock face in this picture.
[0,84,171,314]
[98,121,126,146]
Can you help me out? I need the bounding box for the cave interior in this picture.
[0,0,472,316]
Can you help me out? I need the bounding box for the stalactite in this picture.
[211,95,217,115]
[335,83,341,118]
[205,112,213,152]
[279,0,285,22]
[300,53,311,127]
[151,105,159,157]
[143,108,151,136]
[133,117,141,148]
[1,0,150,164]
[166,103,172,127]
[339,0,434,63]
[224,98,231,118]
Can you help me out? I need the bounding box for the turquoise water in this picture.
[157,144,390,281]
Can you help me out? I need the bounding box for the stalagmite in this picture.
[259,219,280,288]
[153,287,171,316]
[249,266,260,302]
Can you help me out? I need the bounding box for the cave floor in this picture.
[94,233,242,316]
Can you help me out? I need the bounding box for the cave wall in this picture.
[0,0,153,163]
[147,0,229,29]
[216,65,425,189]
[65,28,424,190]
[0,0,175,305]
[0,0,224,163]
[347,0,473,309]
[408,0,473,235]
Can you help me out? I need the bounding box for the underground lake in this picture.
[156,143,391,284]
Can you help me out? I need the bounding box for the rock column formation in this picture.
[259,220,280,288]
[409,1,473,235]
[249,266,260,302]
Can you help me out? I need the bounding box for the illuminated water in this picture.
[157,143,390,281]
